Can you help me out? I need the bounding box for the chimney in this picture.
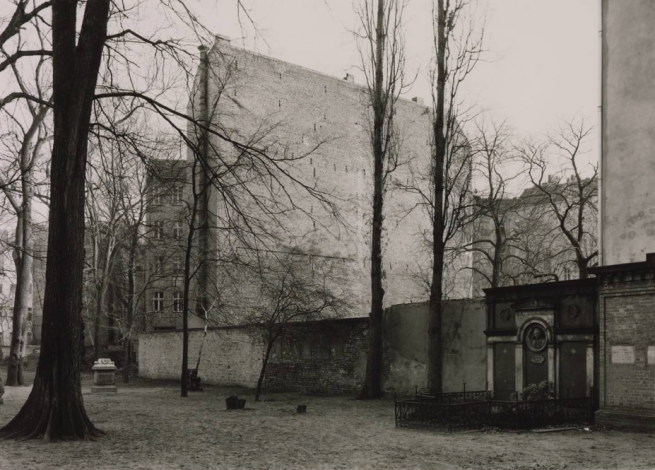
[412,97,424,106]
[344,73,355,83]
[215,34,231,43]
[548,174,556,183]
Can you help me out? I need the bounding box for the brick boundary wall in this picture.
[592,258,655,431]
[138,299,487,395]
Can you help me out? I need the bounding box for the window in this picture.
[153,221,164,240]
[173,292,183,313]
[153,186,165,205]
[154,255,165,273]
[152,292,164,312]
[173,221,183,240]
[172,185,183,205]
[173,256,183,273]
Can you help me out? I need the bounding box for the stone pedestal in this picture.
[91,358,117,393]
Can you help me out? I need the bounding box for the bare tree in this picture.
[516,119,598,279]
[0,14,51,386]
[424,0,485,392]
[232,250,348,402]
[461,119,526,292]
[0,0,339,440]
[355,0,410,400]
[84,145,128,361]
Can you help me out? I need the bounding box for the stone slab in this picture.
[91,385,118,394]
[611,345,635,364]
[648,346,655,365]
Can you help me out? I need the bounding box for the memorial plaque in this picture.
[648,346,655,365]
[611,345,635,364]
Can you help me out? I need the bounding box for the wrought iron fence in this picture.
[488,397,594,429]
[413,389,491,404]
[395,399,491,431]
[395,395,594,432]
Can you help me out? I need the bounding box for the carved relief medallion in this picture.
[525,324,547,352]
[500,308,512,322]
[566,304,581,320]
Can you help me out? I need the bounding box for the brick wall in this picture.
[138,299,487,395]
[600,282,655,410]
[138,326,263,386]
[265,318,369,393]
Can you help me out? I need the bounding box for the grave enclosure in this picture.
[484,279,597,402]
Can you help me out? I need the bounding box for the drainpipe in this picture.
[597,0,604,266]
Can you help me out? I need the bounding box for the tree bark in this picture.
[123,240,136,384]
[427,0,447,394]
[6,214,31,386]
[93,281,103,359]
[0,0,110,440]
[359,0,386,400]
[255,337,275,402]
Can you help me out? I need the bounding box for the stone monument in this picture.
[91,358,118,393]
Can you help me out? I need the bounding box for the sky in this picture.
[206,0,600,157]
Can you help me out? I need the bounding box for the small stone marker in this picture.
[296,405,306,414]
[91,358,118,393]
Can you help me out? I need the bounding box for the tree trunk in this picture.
[428,0,447,394]
[6,214,31,386]
[359,0,387,400]
[578,255,588,280]
[123,233,138,384]
[491,226,503,288]
[93,283,103,359]
[0,1,110,441]
[122,338,131,384]
[255,338,275,402]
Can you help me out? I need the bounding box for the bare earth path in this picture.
[0,372,654,470]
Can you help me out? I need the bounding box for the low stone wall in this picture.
[138,326,263,386]
[383,300,487,393]
[265,318,369,393]
[138,299,487,395]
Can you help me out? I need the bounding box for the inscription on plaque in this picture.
[530,355,545,364]
[648,346,655,365]
[611,345,635,364]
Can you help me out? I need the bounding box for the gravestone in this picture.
[91,358,118,393]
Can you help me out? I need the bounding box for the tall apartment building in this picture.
[146,36,473,329]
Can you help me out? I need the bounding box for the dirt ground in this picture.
[0,371,654,470]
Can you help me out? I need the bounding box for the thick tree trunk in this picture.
[359,0,387,400]
[428,0,447,394]
[0,0,110,441]
[255,338,275,402]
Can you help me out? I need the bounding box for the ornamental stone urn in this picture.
[91,358,118,393]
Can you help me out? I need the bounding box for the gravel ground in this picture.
[0,371,654,470]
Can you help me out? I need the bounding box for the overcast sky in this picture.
[207,0,599,151]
